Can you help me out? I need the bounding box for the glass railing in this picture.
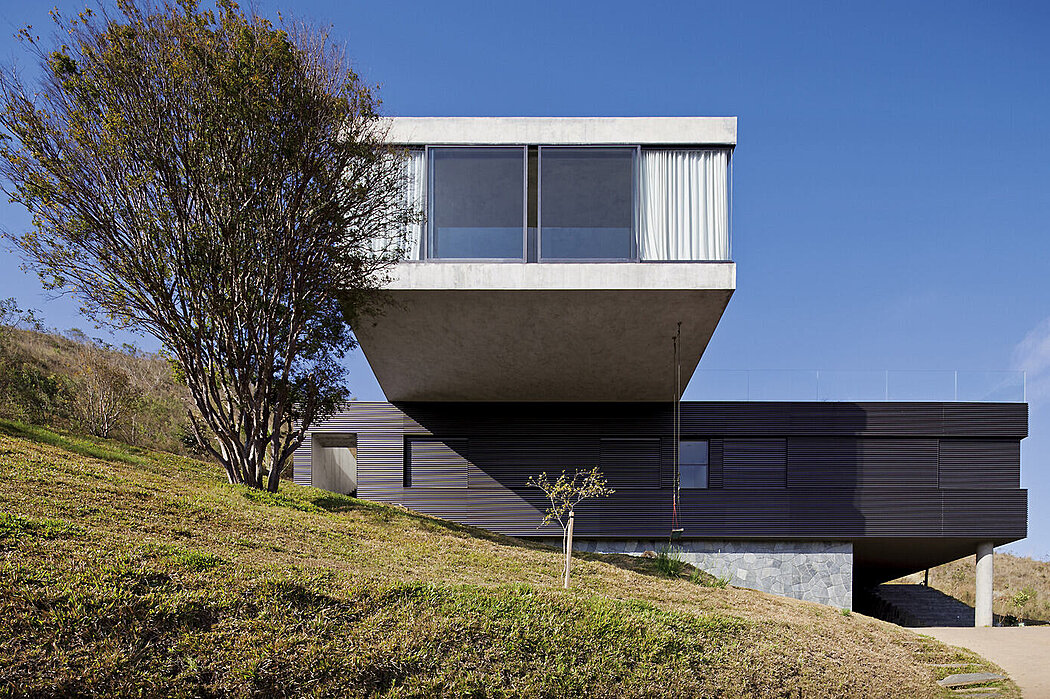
[689,370,1026,402]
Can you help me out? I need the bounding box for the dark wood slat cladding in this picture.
[942,489,1029,536]
[599,439,661,489]
[469,436,597,488]
[942,403,1029,437]
[939,440,1020,489]
[723,439,786,488]
[708,439,724,488]
[659,439,675,489]
[406,438,468,489]
[293,401,1028,542]
[786,438,939,488]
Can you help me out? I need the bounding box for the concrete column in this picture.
[975,542,994,627]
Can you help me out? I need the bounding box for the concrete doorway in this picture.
[311,434,357,496]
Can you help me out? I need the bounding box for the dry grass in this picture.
[0,419,1020,697]
[0,327,191,453]
[895,553,1050,624]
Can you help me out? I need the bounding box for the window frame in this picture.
[679,438,710,490]
[425,145,528,263]
[403,436,470,489]
[422,144,646,263]
[536,145,640,262]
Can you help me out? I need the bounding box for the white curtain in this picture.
[638,149,729,261]
[371,149,425,259]
[404,149,426,260]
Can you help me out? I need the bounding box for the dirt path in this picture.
[921,626,1050,697]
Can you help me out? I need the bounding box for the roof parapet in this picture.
[385,116,737,146]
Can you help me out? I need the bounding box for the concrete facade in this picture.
[355,117,738,402]
[356,262,735,401]
[573,539,854,609]
[975,542,994,627]
[386,116,737,146]
[310,434,357,496]
[385,260,735,291]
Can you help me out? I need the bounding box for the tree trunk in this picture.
[563,509,575,589]
[266,454,283,493]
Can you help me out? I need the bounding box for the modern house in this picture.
[294,117,1027,621]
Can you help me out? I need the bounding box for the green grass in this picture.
[655,545,687,578]
[0,511,82,542]
[0,417,149,465]
[0,420,1020,697]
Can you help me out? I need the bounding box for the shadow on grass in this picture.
[303,486,719,583]
[302,489,553,553]
[0,418,146,466]
[574,549,725,585]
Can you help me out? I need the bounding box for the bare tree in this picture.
[68,338,134,438]
[0,1,415,490]
[527,468,614,588]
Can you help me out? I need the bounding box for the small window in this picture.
[680,440,709,489]
[404,437,468,488]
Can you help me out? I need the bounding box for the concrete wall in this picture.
[386,116,737,146]
[311,439,358,496]
[574,539,854,609]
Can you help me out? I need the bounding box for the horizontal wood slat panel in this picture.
[599,438,660,489]
[406,438,468,489]
[939,440,1021,489]
[723,439,786,488]
[786,438,938,488]
[392,401,1026,437]
[709,439,724,489]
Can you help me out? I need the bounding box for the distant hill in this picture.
[895,553,1050,624]
[0,420,1019,697]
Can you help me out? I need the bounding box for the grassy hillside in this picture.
[0,420,1017,697]
[0,322,191,454]
[896,553,1050,623]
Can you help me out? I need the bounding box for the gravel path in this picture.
[921,626,1050,698]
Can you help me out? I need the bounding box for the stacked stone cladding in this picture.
[573,539,853,609]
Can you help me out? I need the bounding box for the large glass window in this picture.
[680,439,709,489]
[429,148,524,259]
[419,145,729,262]
[539,147,635,259]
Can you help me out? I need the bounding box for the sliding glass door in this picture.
[539,147,635,260]
[428,147,525,260]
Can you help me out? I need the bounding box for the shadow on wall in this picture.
[394,401,869,542]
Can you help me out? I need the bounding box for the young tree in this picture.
[527,467,614,588]
[0,1,415,490]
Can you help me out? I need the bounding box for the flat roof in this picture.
[385,116,737,146]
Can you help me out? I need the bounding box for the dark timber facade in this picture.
[295,400,1028,592]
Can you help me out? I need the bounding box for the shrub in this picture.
[655,546,686,578]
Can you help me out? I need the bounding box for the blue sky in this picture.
[0,1,1048,556]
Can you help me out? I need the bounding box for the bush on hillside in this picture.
[0,298,192,454]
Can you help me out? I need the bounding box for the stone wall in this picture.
[573,539,853,609]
